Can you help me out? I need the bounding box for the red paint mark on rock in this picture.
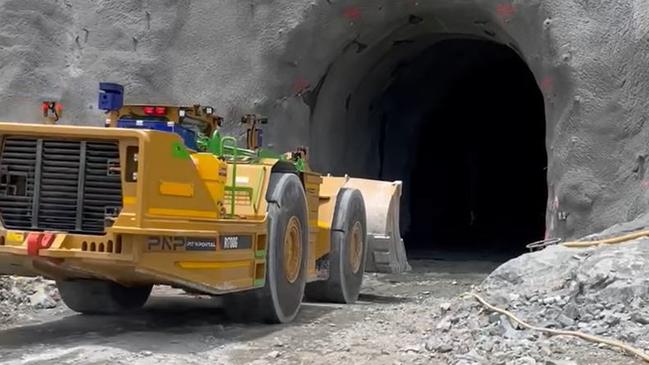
[343,6,362,21]
[642,180,649,188]
[540,76,554,94]
[293,77,310,94]
[496,3,515,19]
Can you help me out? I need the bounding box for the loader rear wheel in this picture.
[57,279,152,314]
[222,172,309,323]
[306,188,367,303]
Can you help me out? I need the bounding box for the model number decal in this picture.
[220,235,252,250]
[147,236,252,251]
[223,236,238,249]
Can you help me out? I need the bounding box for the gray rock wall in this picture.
[1,0,648,239]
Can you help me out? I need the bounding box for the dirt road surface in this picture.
[0,252,504,365]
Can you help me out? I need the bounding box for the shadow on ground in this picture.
[0,256,504,362]
[0,294,335,355]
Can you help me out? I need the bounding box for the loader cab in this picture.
[113,105,220,151]
[98,82,221,151]
[95,82,288,168]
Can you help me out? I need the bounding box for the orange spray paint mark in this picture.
[292,77,310,94]
[540,76,554,94]
[343,6,362,21]
[496,3,515,19]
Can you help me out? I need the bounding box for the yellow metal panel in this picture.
[223,164,269,217]
[138,132,221,222]
[317,221,331,229]
[310,219,333,229]
[6,231,24,243]
[123,196,137,205]
[159,181,194,197]
[147,208,218,218]
[0,122,150,139]
[177,261,250,269]
[191,153,227,205]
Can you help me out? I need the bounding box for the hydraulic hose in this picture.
[561,230,649,248]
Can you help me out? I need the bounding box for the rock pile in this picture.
[0,276,60,324]
[427,238,649,364]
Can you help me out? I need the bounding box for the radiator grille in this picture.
[0,137,122,234]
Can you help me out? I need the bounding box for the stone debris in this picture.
[1,276,61,325]
[423,238,649,364]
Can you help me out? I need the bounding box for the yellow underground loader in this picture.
[0,83,408,323]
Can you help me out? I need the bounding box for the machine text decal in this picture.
[147,236,216,251]
[186,238,217,251]
[219,235,253,250]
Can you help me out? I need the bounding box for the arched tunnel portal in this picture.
[303,32,548,256]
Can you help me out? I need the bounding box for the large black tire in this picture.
[57,279,152,314]
[222,172,309,323]
[306,188,367,303]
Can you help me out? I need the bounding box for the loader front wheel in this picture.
[306,188,367,303]
[222,172,309,323]
[57,279,152,314]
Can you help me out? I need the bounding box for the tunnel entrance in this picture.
[309,37,547,257]
[381,39,547,255]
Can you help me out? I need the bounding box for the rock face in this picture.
[0,0,648,239]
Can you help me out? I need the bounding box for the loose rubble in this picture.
[0,276,61,326]
[427,238,649,364]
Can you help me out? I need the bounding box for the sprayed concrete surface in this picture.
[1,0,649,240]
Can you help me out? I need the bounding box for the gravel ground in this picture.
[0,246,648,364]
[0,254,494,364]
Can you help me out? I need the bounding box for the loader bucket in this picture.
[341,178,411,273]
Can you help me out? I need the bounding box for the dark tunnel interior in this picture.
[376,39,547,255]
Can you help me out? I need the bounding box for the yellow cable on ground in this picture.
[561,229,649,248]
[465,292,649,363]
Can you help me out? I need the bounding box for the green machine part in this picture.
[200,129,307,216]
[205,130,304,170]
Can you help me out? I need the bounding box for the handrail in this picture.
[221,136,238,216]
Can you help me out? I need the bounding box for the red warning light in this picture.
[143,106,166,116]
